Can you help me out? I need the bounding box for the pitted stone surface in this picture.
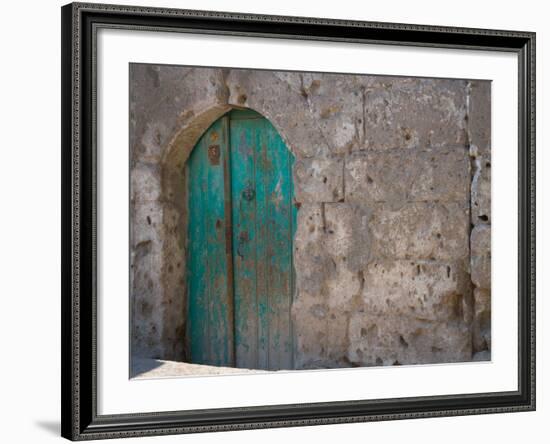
[130,65,229,163]
[471,151,492,223]
[346,149,470,204]
[369,202,470,261]
[467,81,492,151]
[324,203,371,272]
[293,74,365,154]
[131,201,166,249]
[226,69,331,158]
[471,225,491,290]
[294,157,344,203]
[131,162,162,203]
[361,260,472,322]
[348,312,472,366]
[467,84,491,357]
[292,296,330,369]
[357,77,468,150]
[293,204,335,295]
[473,288,491,353]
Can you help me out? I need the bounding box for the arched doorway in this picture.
[187,109,297,370]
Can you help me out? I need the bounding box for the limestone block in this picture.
[324,203,371,272]
[131,200,187,359]
[130,162,162,203]
[132,201,185,252]
[294,74,364,154]
[292,296,329,369]
[345,149,470,204]
[130,65,227,162]
[471,225,491,289]
[471,153,492,223]
[131,239,164,359]
[293,157,344,203]
[356,77,468,150]
[130,64,194,103]
[226,69,330,157]
[293,204,335,295]
[131,243,163,307]
[348,312,472,366]
[131,199,187,360]
[131,201,165,251]
[467,81,491,151]
[159,204,187,354]
[411,150,470,202]
[362,260,472,322]
[471,224,491,257]
[370,202,470,260]
[324,264,362,310]
[292,300,352,369]
[473,288,491,352]
[325,308,352,367]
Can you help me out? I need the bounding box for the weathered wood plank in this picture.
[231,110,295,370]
[187,117,233,366]
[187,127,208,364]
[230,111,260,369]
[252,117,270,370]
[230,113,258,368]
[261,118,295,370]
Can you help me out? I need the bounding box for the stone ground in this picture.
[131,357,267,378]
[132,354,490,379]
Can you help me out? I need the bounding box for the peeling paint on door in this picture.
[187,109,297,370]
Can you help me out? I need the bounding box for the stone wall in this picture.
[129,64,491,368]
[468,82,492,360]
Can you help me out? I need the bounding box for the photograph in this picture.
[129,64,492,378]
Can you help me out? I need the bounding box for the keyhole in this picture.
[242,183,255,201]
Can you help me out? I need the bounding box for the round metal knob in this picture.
[242,186,255,201]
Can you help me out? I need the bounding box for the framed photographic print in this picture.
[61,2,536,440]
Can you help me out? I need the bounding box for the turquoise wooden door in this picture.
[187,109,297,370]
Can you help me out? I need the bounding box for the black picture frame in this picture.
[61,2,536,440]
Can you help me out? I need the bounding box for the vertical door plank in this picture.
[187,117,233,366]
[251,118,270,370]
[261,119,296,370]
[230,112,260,369]
[231,110,296,370]
[187,129,208,364]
